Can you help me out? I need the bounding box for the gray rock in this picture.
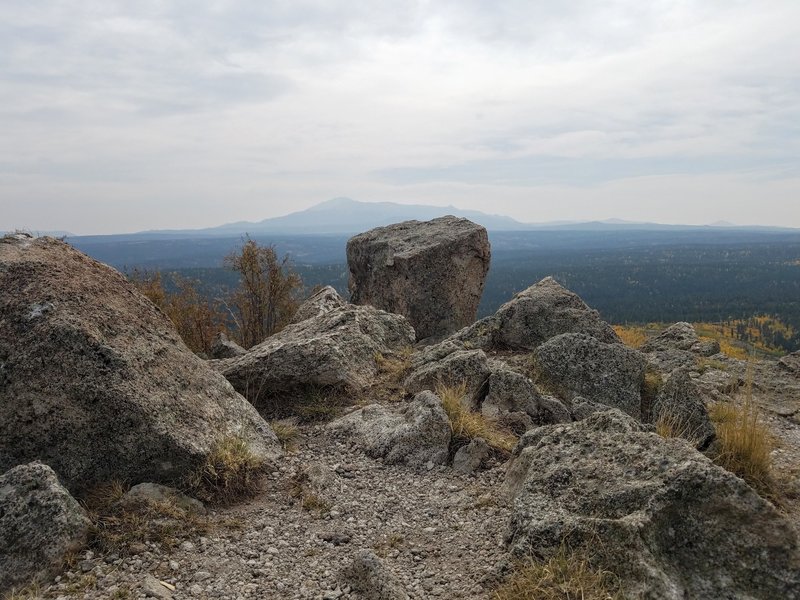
[215,304,415,411]
[569,397,609,421]
[452,438,490,474]
[455,277,620,351]
[645,349,698,374]
[650,368,715,449]
[119,482,206,514]
[533,333,647,418]
[141,574,173,599]
[642,322,719,356]
[505,410,800,599]
[0,236,280,493]
[347,216,490,340]
[779,351,800,376]
[291,285,347,324]
[208,332,247,359]
[328,391,451,468]
[0,462,90,593]
[481,368,571,427]
[340,550,410,600]
[404,350,490,410]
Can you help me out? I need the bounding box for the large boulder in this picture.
[505,410,800,599]
[215,305,415,411]
[641,322,719,356]
[456,277,620,351]
[0,235,280,493]
[291,285,347,324]
[0,462,90,593]
[347,216,490,339]
[533,333,646,418]
[328,391,451,468]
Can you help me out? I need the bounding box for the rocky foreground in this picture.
[1,222,800,599]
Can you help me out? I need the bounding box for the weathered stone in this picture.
[119,483,206,514]
[215,305,414,412]
[779,351,800,376]
[209,332,247,359]
[455,277,620,351]
[533,333,647,418]
[404,350,490,410]
[452,438,490,474]
[347,216,490,339]
[650,368,715,449]
[291,285,347,324]
[0,235,280,492]
[645,349,697,374]
[0,462,90,593]
[141,574,173,599]
[481,368,571,427]
[328,391,451,468]
[505,410,800,599]
[340,550,410,600]
[641,322,720,357]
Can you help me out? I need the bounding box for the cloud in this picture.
[1,0,799,233]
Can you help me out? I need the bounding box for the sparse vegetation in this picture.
[287,470,331,515]
[84,481,210,557]
[271,419,301,451]
[494,548,621,600]
[613,325,647,348]
[436,382,517,454]
[640,370,663,418]
[185,436,265,504]
[372,347,413,402]
[655,410,705,446]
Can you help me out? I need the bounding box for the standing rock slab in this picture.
[0,462,90,593]
[533,333,646,418]
[347,216,490,340]
[215,304,414,412]
[328,391,451,468]
[0,235,280,493]
[505,410,800,599]
[291,285,347,324]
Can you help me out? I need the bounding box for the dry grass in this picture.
[184,436,265,504]
[494,548,621,600]
[709,399,775,498]
[85,481,210,557]
[293,385,351,422]
[654,410,707,447]
[696,357,729,374]
[613,325,647,349]
[287,471,331,514]
[3,583,42,600]
[718,339,750,360]
[436,382,517,454]
[270,419,301,451]
[374,347,413,381]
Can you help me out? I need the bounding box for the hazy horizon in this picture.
[2,1,799,234]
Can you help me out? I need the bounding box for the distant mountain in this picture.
[147,197,529,236]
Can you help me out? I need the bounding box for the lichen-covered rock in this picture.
[328,391,451,468]
[0,462,90,593]
[650,368,715,449]
[347,216,490,339]
[0,235,280,492]
[452,438,490,475]
[404,350,490,410]
[340,550,410,600]
[215,305,415,410]
[779,351,800,376]
[533,333,646,418]
[481,368,571,427]
[641,322,719,356]
[209,332,247,359]
[291,285,347,324]
[456,277,620,351]
[505,410,800,599]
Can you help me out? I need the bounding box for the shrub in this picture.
[494,547,621,600]
[436,382,517,454]
[185,436,265,504]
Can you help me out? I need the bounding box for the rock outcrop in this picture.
[650,368,715,449]
[291,285,347,324]
[641,321,719,356]
[779,351,800,376]
[328,391,451,468]
[456,277,620,351]
[215,305,414,412]
[533,333,647,418]
[404,349,491,410]
[209,332,247,359]
[347,216,490,339]
[0,235,280,492]
[0,462,90,593]
[505,410,800,599]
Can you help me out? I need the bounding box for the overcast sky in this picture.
[2,1,799,234]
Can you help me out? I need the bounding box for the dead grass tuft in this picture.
[270,419,301,451]
[654,410,705,447]
[185,436,265,504]
[494,548,622,600]
[287,471,331,515]
[613,325,647,349]
[3,583,43,600]
[436,382,517,454]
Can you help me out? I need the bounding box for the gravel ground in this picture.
[38,425,511,600]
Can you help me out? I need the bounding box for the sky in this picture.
[1,1,799,234]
